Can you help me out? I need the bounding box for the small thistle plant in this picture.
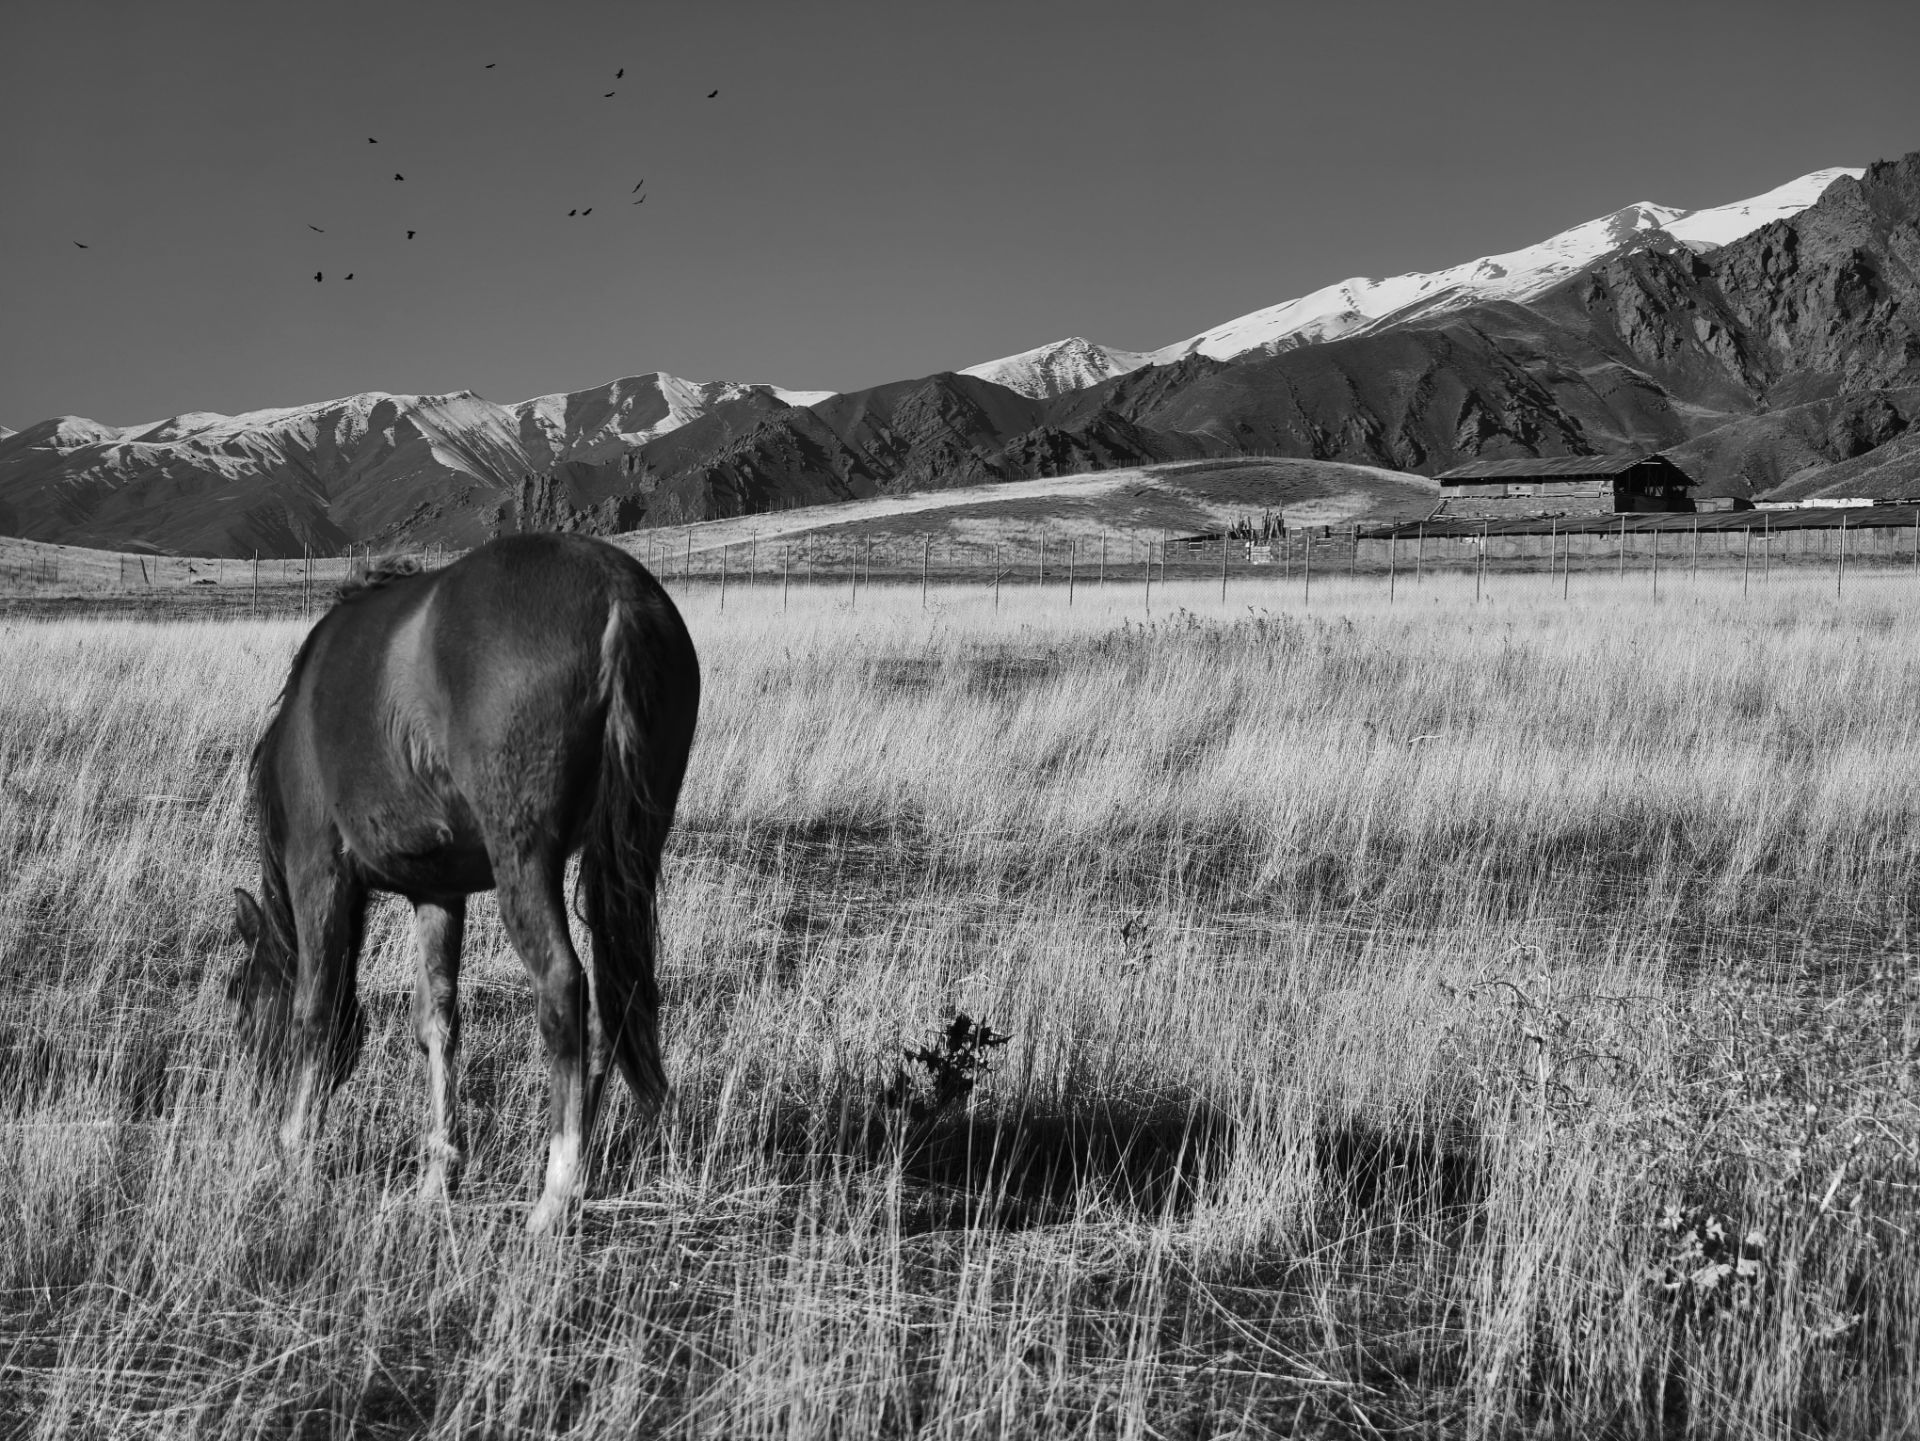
[882,1013,1011,1126]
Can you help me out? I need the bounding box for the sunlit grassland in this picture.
[2,569,1918,1437]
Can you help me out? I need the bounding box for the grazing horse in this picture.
[229,533,700,1231]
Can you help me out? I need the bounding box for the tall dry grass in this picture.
[1,568,1917,1437]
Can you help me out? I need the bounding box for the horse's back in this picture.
[287,534,692,888]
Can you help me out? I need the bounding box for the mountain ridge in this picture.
[961,167,1862,399]
[5,155,1917,558]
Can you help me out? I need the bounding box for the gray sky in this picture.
[4,0,1916,427]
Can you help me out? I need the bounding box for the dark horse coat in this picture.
[231,533,699,1229]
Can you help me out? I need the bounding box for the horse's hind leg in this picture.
[492,848,593,1233]
[411,895,466,1202]
[282,852,367,1156]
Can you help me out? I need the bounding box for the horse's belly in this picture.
[345,806,495,896]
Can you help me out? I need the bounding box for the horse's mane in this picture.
[336,555,424,603]
[247,554,430,970]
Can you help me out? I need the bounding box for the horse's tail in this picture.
[578,578,698,1119]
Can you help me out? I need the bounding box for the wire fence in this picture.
[5,514,1918,614]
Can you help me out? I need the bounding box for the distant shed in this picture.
[1434,454,1696,519]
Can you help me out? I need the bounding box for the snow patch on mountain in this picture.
[959,336,1157,400]
[513,372,834,463]
[1153,169,1862,364]
[1662,167,1863,249]
[767,385,836,408]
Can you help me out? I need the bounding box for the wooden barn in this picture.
[1433,454,1697,520]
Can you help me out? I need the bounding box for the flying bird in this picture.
[632,179,644,192]
[368,137,378,143]
[345,273,354,280]
[394,173,404,181]
[583,207,592,215]
[315,272,323,281]
[615,68,624,79]
[568,209,577,216]
[74,241,89,248]
[604,91,615,97]
[484,62,495,68]
[707,89,718,98]
[308,224,325,232]
[406,229,416,239]
[631,195,645,204]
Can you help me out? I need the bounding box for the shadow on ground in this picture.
[591,1090,1485,1235]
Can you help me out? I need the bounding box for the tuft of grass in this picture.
[1,569,1917,1436]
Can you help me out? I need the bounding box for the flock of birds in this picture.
[72,63,723,279]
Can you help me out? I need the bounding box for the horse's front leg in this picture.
[282,853,367,1157]
[411,895,466,1202]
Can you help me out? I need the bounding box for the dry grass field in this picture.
[2,566,1918,1437]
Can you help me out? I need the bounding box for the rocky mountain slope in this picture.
[0,373,820,555]
[964,168,1861,397]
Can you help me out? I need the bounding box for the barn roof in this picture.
[1436,453,1684,482]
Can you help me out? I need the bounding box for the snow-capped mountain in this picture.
[966,167,1863,396]
[513,372,833,466]
[0,371,829,556]
[7,153,1909,559]
[958,336,1156,401]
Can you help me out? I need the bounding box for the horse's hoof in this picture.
[526,1190,577,1234]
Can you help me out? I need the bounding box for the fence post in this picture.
[1038,539,1045,588]
[1691,517,1699,584]
[1415,523,1424,584]
[783,545,790,612]
[720,543,727,611]
[684,529,692,581]
[1743,526,1751,598]
[1142,537,1150,615]
[921,536,930,608]
[1099,536,1106,587]
[1563,525,1572,601]
[1838,513,1847,599]
[1219,531,1228,604]
[1764,513,1772,585]
[1069,540,1077,606]
[1348,528,1357,580]
[1388,528,1396,604]
[1617,515,1626,582]
[1475,526,1486,602]
[1304,533,1312,607]
[994,544,1002,610]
